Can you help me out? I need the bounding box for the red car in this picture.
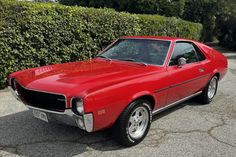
[8,36,227,146]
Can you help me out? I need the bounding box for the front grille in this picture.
[12,80,66,112]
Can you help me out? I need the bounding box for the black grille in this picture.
[13,81,66,112]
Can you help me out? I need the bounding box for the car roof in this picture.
[120,36,195,42]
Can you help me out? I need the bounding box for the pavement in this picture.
[0,47,236,157]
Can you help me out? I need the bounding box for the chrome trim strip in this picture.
[99,39,119,53]
[27,105,83,118]
[152,91,202,115]
[120,37,173,42]
[154,74,210,93]
[26,105,65,115]
[154,86,169,93]
[163,40,174,67]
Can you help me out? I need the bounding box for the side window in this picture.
[194,45,206,61]
[169,42,199,66]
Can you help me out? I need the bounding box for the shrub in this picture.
[215,1,236,50]
[137,14,202,40]
[0,0,202,88]
[218,17,236,50]
[59,0,187,17]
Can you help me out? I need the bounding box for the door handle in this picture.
[199,68,205,72]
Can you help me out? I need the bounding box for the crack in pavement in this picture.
[183,106,236,119]
[203,116,221,125]
[154,115,236,149]
[207,116,236,148]
[0,116,235,156]
[0,135,112,156]
[2,101,234,156]
[137,131,168,148]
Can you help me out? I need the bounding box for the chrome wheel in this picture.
[128,105,149,139]
[208,77,217,99]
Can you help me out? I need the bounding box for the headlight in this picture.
[76,99,84,114]
[71,98,84,116]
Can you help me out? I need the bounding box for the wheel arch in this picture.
[214,72,220,79]
[127,91,156,110]
[108,91,156,132]
[212,69,221,80]
[131,95,156,111]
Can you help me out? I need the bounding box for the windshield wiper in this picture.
[118,58,136,62]
[96,55,112,61]
[117,58,148,66]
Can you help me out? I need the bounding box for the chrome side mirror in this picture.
[177,57,187,68]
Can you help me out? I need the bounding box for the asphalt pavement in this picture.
[0,47,235,157]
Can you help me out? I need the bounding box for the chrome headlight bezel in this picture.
[71,97,84,116]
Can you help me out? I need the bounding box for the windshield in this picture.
[99,39,171,65]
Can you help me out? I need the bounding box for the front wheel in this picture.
[199,76,218,104]
[112,99,152,147]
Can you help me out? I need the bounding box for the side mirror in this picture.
[177,57,187,68]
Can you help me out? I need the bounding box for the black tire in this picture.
[112,99,152,147]
[199,76,218,104]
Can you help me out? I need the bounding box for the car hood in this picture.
[12,59,162,97]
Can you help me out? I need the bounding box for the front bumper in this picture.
[27,105,93,132]
[8,86,93,132]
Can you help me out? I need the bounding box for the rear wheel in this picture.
[199,76,218,104]
[112,99,152,147]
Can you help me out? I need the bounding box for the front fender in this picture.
[85,86,156,131]
[83,70,166,131]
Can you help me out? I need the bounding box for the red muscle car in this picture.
[8,36,227,146]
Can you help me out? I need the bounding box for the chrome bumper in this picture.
[27,106,93,132]
[8,86,93,132]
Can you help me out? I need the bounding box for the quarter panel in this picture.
[195,42,228,81]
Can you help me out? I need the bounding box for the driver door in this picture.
[165,41,208,105]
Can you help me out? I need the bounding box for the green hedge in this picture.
[217,16,236,50]
[0,0,202,88]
